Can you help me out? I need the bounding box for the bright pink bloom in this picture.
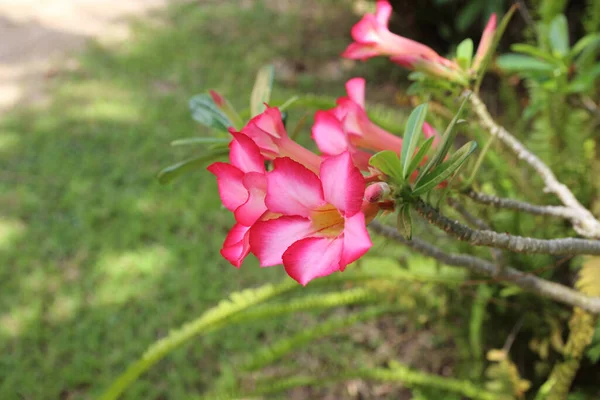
[239,105,322,172]
[207,132,268,267]
[250,152,373,285]
[473,14,497,71]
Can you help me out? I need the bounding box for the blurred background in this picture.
[0,0,599,399]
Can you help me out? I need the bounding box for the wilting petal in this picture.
[345,78,366,108]
[265,157,325,217]
[320,152,365,216]
[221,223,251,268]
[340,212,372,269]
[312,110,350,156]
[229,132,265,173]
[282,237,343,285]
[234,172,267,226]
[207,162,247,212]
[250,216,313,266]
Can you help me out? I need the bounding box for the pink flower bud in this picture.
[365,182,391,203]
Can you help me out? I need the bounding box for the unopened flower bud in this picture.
[365,182,391,203]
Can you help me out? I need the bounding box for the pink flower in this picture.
[250,152,373,285]
[207,132,268,267]
[472,14,497,71]
[239,105,322,172]
[312,78,403,168]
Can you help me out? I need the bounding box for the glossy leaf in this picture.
[401,104,428,178]
[369,150,404,183]
[456,38,474,69]
[189,94,232,132]
[250,65,275,117]
[413,141,478,196]
[406,136,435,179]
[396,204,412,240]
[157,149,229,184]
[548,14,569,57]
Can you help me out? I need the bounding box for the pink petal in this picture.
[351,14,381,43]
[320,152,365,216]
[207,162,247,212]
[340,212,372,269]
[248,106,287,140]
[265,157,325,217]
[311,110,350,156]
[234,172,267,226]
[375,0,393,26]
[341,42,381,60]
[473,13,497,70]
[250,216,313,266]
[221,223,251,268]
[282,237,343,285]
[345,78,366,107]
[229,132,265,174]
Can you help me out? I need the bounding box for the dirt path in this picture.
[0,0,168,112]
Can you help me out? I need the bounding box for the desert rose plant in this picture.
[102,1,600,399]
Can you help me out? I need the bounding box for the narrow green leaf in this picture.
[157,149,229,184]
[400,103,428,178]
[189,94,232,132]
[570,33,600,58]
[415,95,470,185]
[278,95,299,112]
[170,137,230,147]
[496,54,555,72]
[369,151,403,183]
[406,136,435,179]
[250,65,275,117]
[511,43,558,64]
[290,113,310,141]
[548,14,569,57]
[396,204,412,240]
[456,38,474,69]
[474,4,518,92]
[413,141,478,196]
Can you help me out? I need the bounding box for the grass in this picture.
[0,1,378,398]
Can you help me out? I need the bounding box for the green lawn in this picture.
[0,1,376,398]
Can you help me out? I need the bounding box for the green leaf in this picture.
[496,54,555,73]
[456,0,484,32]
[511,44,558,64]
[396,204,412,240]
[278,95,299,111]
[548,14,569,57]
[250,65,275,116]
[170,137,230,147]
[369,151,403,183]
[570,33,600,58]
[406,136,435,179]
[456,38,474,69]
[474,4,518,91]
[401,104,428,178]
[413,141,478,196]
[157,149,229,184]
[189,94,232,132]
[415,95,469,185]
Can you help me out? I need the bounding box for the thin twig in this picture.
[369,221,600,313]
[468,92,600,239]
[464,189,577,220]
[413,199,600,256]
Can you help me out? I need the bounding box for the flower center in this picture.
[310,204,345,237]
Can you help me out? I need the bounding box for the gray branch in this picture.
[369,221,600,313]
[413,199,600,256]
[468,92,600,239]
[464,189,576,220]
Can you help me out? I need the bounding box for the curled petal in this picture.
[351,14,381,43]
[320,152,365,217]
[374,0,393,26]
[250,216,313,266]
[345,77,366,108]
[234,172,267,226]
[341,42,381,61]
[229,132,265,173]
[266,157,325,217]
[207,162,247,212]
[283,237,343,285]
[312,110,350,156]
[221,223,251,268]
[340,212,372,269]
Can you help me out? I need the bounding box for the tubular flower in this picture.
[312,78,403,168]
[250,152,374,285]
[239,105,322,172]
[207,132,268,267]
[343,1,467,82]
[472,14,497,71]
